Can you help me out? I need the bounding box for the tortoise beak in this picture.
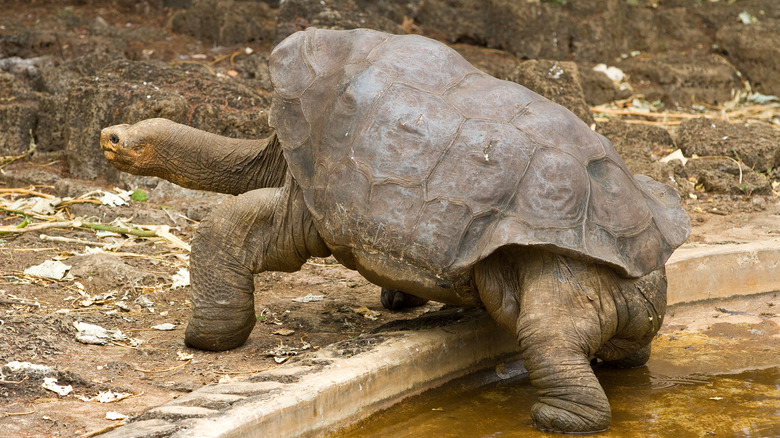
[100,127,120,154]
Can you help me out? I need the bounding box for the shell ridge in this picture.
[422,118,468,200]
[499,140,538,214]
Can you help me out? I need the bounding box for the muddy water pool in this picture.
[336,294,780,437]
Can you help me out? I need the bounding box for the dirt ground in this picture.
[0,1,778,437]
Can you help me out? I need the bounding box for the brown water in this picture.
[336,294,780,438]
[337,363,779,438]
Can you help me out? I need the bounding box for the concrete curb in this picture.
[99,239,780,437]
[666,238,780,305]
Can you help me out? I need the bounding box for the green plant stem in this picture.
[77,223,158,238]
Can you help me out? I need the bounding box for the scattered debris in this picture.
[176,352,194,361]
[353,306,381,320]
[134,295,154,308]
[737,11,757,24]
[292,293,324,303]
[3,361,54,378]
[715,307,753,316]
[24,260,72,281]
[218,375,232,384]
[73,321,127,345]
[266,340,312,363]
[659,149,689,166]
[151,323,177,331]
[105,411,128,421]
[78,390,134,403]
[273,328,295,336]
[97,190,130,207]
[171,268,190,289]
[41,377,72,396]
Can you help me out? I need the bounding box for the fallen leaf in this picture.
[273,328,295,336]
[292,293,324,303]
[177,352,194,361]
[105,411,128,420]
[73,321,127,345]
[353,306,381,320]
[24,260,72,280]
[42,377,72,396]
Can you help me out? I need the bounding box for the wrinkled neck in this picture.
[154,122,287,195]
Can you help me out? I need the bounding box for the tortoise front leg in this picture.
[186,181,329,351]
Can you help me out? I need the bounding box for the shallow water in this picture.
[335,307,780,438]
[336,363,779,438]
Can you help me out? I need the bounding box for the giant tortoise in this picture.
[100,28,690,433]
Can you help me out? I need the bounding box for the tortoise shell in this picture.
[268,28,689,279]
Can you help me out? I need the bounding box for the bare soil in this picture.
[0,1,778,437]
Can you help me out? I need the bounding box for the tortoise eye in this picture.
[109,134,119,144]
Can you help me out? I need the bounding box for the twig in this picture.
[170,60,215,75]
[79,223,158,238]
[593,117,682,126]
[0,206,64,222]
[0,130,37,170]
[79,422,124,438]
[0,299,39,307]
[109,341,140,350]
[134,360,190,373]
[0,220,83,234]
[590,107,706,119]
[0,375,30,385]
[1,407,36,417]
[0,187,54,199]
[39,234,113,247]
[139,225,191,252]
[56,199,103,207]
[4,247,57,252]
[693,155,744,184]
[221,364,276,375]
[305,261,340,267]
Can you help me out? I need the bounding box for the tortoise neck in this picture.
[154,121,288,195]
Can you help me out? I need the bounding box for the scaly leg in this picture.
[185,180,329,351]
[475,248,666,433]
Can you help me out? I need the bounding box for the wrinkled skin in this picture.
[100,29,689,434]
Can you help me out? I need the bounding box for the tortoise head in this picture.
[100,118,169,176]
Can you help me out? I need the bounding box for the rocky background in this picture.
[1,0,778,197]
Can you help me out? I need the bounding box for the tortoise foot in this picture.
[380,288,429,310]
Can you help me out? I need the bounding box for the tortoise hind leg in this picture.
[475,248,614,433]
[596,267,666,369]
[475,248,667,433]
[185,181,329,351]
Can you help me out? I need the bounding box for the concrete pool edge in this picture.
[99,238,780,438]
[666,238,780,305]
